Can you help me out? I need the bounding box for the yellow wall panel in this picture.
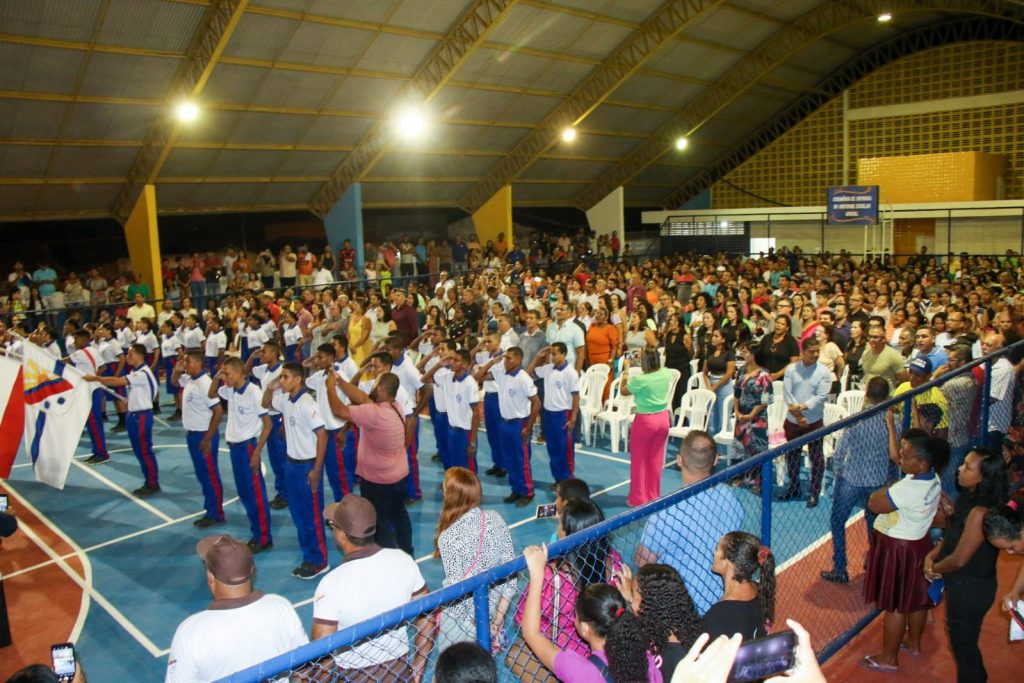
[857,152,1005,203]
[123,184,163,299]
[471,185,512,249]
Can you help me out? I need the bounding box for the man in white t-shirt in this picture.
[312,495,432,681]
[166,535,308,683]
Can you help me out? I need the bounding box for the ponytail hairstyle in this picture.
[635,564,702,655]
[575,584,647,683]
[983,500,1024,550]
[719,531,776,627]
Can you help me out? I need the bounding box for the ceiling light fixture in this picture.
[561,127,577,142]
[675,137,689,151]
[175,101,199,123]
[395,107,428,139]
[877,12,892,22]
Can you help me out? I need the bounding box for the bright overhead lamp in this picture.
[561,127,577,142]
[674,136,689,151]
[877,12,893,22]
[175,101,199,123]
[394,107,428,139]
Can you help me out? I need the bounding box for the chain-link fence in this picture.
[221,341,1021,683]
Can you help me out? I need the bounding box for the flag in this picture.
[0,355,25,477]
[22,342,91,489]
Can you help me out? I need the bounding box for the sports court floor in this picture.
[1,392,865,682]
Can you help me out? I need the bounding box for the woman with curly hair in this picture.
[522,544,663,682]
[705,531,777,640]
[616,563,702,680]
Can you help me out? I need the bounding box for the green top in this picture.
[627,367,671,414]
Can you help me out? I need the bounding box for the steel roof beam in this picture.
[111,0,249,224]
[458,0,725,213]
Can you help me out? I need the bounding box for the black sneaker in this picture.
[503,493,520,504]
[806,494,820,509]
[247,539,273,554]
[269,495,288,510]
[133,484,161,498]
[85,455,110,465]
[193,516,224,529]
[514,495,535,508]
[821,569,849,585]
[486,467,507,477]
[111,424,126,433]
[292,562,328,580]
[169,411,182,421]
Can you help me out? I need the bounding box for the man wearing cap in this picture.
[166,535,308,682]
[324,369,415,556]
[893,356,949,439]
[313,496,432,681]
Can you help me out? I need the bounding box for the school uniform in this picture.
[179,371,224,521]
[252,363,288,505]
[124,364,160,488]
[535,362,580,483]
[490,362,538,498]
[272,389,329,570]
[391,354,423,500]
[203,329,227,375]
[282,325,303,363]
[424,356,449,469]
[160,334,182,396]
[243,326,267,364]
[306,357,357,502]
[218,381,273,547]
[98,337,125,402]
[70,345,108,461]
[475,352,503,475]
[440,369,479,472]
[136,330,159,370]
[180,326,204,351]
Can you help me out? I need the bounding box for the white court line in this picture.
[70,459,175,523]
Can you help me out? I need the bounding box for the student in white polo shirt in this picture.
[210,357,273,554]
[473,333,506,478]
[422,349,481,472]
[307,343,353,502]
[158,318,184,420]
[528,342,580,486]
[242,314,268,365]
[251,342,289,511]
[166,535,308,683]
[202,317,227,375]
[477,347,541,506]
[173,350,225,529]
[69,328,110,465]
[179,314,204,351]
[264,362,329,580]
[416,339,454,469]
[85,343,160,497]
[312,495,431,681]
[385,336,424,501]
[96,322,127,432]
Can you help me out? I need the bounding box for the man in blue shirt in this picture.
[636,430,744,615]
[781,336,832,508]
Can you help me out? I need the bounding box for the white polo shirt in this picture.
[160,334,181,360]
[335,355,358,381]
[312,549,426,669]
[272,389,325,460]
[136,330,158,354]
[166,592,308,683]
[475,351,501,394]
[500,328,520,351]
[98,338,123,367]
[359,376,414,417]
[490,362,537,419]
[873,472,941,541]
[245,326,268,351]
[260,319,278,340]
[180,326,204,350]
[441,369,478,429]
[425,357,448,413]
[282,324,302,349]
[218,381,268,443]
[252,363,283,416]
[116,326,136,351]
[178,372,220,432]
[125,365,158,412]
[391,353,424,400]
[69,347,100,376]
[204,330,227,359]
[535,362,580,411]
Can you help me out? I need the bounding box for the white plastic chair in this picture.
[669,388,715,440]
[595,369,639,452]
[838,363,851,393]
[772,380,785,401]
[836,390,865,416]
[579,363,611,446]
[663,368,681,409]
[713,394,738,463]
[822,403,849,491]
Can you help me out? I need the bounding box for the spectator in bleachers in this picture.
[635,431,743,616]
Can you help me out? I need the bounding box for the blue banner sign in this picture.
[827,186,879,225]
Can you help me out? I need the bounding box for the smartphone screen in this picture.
[51,643,76,681]
[0,494,7,513]
[535,503,557,519]
[728,630,797,683]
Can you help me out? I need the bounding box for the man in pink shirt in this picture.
[323,369,413,556]
[294,299,314,360]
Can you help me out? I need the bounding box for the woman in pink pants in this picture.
[620,350,672,506]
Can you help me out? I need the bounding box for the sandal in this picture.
[899,644,923,658]
[860,655,898,673]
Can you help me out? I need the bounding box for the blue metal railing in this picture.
[222,340,1021,682]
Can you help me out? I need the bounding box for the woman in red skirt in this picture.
[861,418,948,672]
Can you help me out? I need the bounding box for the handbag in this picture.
[504,569,562,683]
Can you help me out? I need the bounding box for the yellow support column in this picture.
[123,184,163,300]
[471,185,512,250]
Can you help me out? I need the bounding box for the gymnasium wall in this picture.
[709,41,1024,210]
